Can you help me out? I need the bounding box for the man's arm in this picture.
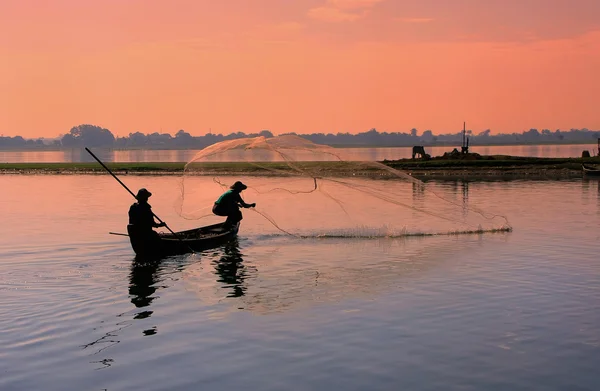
[153,218,166,228]
[235,192,255,208]
[147,204,165,227]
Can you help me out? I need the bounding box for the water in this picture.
[1,175,599,391]
[0,143,597,163]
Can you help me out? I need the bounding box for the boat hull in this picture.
[127,221,240,258]
[582,164,600,177]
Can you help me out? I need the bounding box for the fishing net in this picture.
[175,135,511,238]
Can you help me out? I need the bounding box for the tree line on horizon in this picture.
[1,124,599,150]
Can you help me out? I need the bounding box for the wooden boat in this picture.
[582,164,600,177]
[127,221,240,258]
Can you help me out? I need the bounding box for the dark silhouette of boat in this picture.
[582,164,600,177]
[127,221,240,258]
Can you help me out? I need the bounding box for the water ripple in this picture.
[1,177,599,391]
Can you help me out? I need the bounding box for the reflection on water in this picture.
[211,239,248,298]
[178,234,498,317]
[1,176,600,391]
[127,240,248,320]
[1,143,598,163]
[581,177,600,215]
[81,242,248,370]
[129,240,251,308]
[129,259,161,310]
[412,181,425,199]
[462,181,469,217]
[443,180,470,210]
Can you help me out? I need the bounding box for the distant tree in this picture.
[175,129,193,146]
[421,130,434,142]
[522,128,540,142]
[203,132,223,145]
[128,132,148,146]
[61,124,115,147]
[7,123,600,150]
[61,133,76,147]
[258,130,273,138]
[0,136,26,147]
[360,128,380,145]
[147,132,172,146]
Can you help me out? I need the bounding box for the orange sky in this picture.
[1,0,599,138]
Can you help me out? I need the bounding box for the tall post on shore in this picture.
[461,122,469,154]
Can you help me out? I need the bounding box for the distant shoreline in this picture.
[1,141,599,152]
[2,156,599,180]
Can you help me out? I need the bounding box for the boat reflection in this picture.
[127,239,248,319]
[83,243,246,368]
[79,257,164,367]
[179,230,515,318]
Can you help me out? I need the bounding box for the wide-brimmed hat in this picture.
[230,181,247,191]
[137,188,152,199]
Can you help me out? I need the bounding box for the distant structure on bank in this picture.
[461,122,470,154]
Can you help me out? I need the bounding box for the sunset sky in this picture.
[1,0,599,138]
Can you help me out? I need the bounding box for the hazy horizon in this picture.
[3,125,600,142]
[1,0,599,138]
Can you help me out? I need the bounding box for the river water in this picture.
[0,143,598,163]
[1,174,599,391]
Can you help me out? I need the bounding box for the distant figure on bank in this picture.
[128,188,166,239]
[213,181,256,229]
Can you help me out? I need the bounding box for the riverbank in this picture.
[1,156,599,180]
[384,155,600,180]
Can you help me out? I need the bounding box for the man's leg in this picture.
[224,209,242,229]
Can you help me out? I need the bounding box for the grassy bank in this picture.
[1,156,599,179]
[385,155,600,169]
[0,161,384,177]
[0,162,186,173]
[384,155,600,180]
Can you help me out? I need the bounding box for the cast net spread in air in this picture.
[174,135,511,238]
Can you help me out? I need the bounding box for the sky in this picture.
[1,0,599,138]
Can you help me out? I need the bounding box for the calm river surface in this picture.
[1,174,599,391]
[0,143,597,163]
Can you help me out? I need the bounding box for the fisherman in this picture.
[213,181,256,229]
[128,188,166,240]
